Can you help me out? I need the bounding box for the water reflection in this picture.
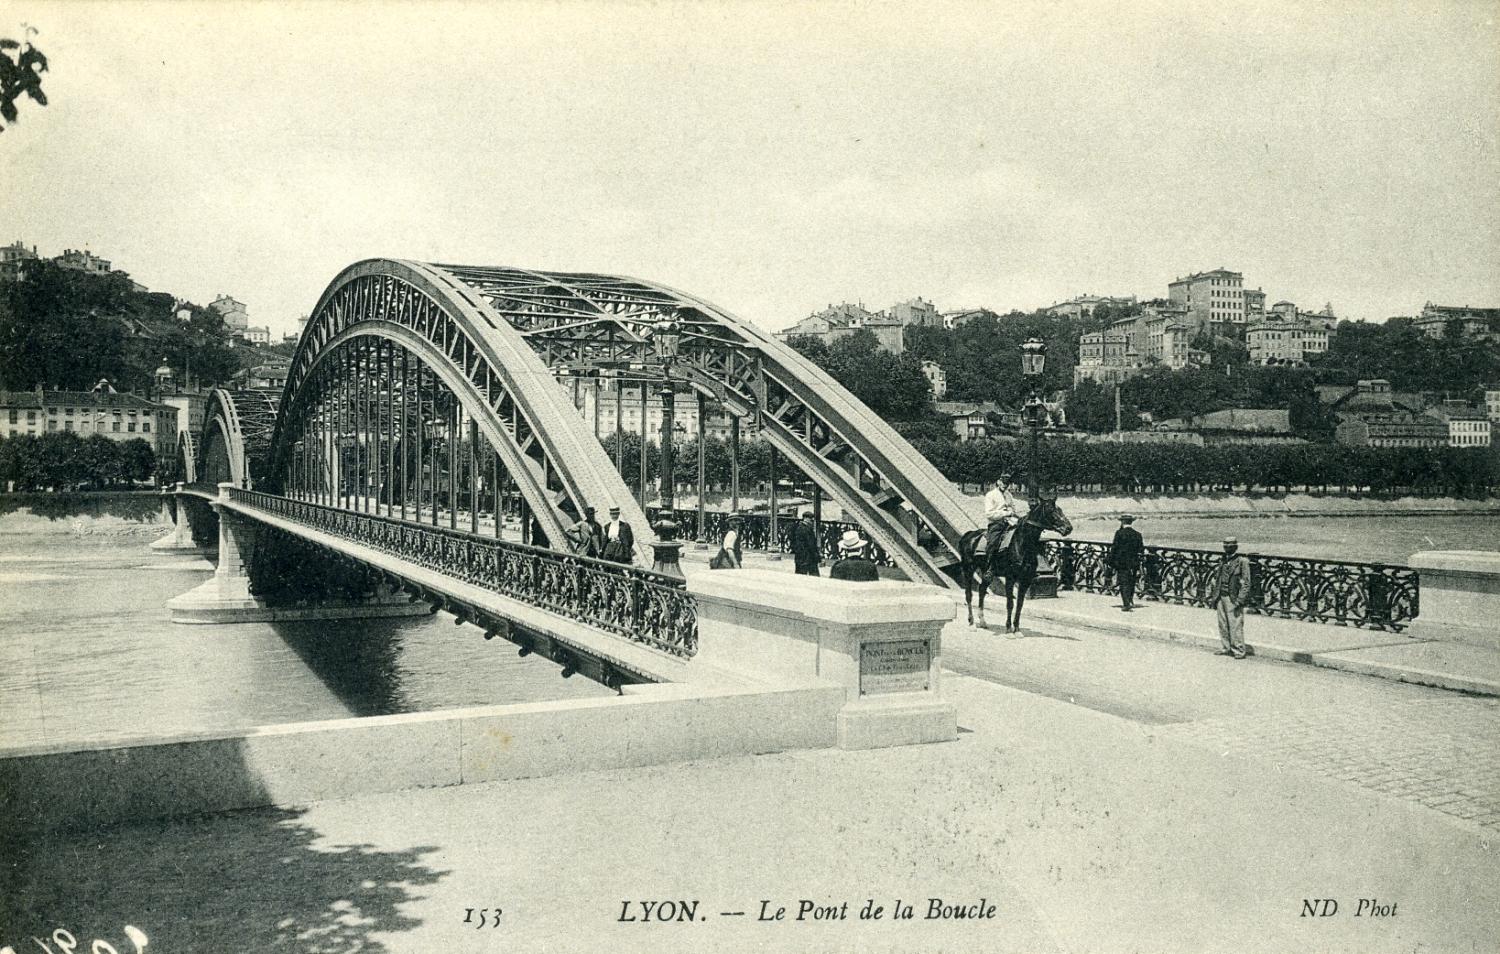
[0,502,610,752]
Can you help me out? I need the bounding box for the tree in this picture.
[0,31,48,133]
[78,434,125,488]
[787,330,933,420]
[1066,379,1122,433]
[121,438,157,483]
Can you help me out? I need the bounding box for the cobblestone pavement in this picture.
[943,618,1500,832]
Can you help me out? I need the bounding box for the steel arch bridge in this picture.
[246,259,980,585]
[165,258,984,682]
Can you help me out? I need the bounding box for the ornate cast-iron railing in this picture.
[647,507,897,567]
[1044,539,1419,632]
[231,489,697,657]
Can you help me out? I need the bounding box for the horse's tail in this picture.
[957,529,982,593]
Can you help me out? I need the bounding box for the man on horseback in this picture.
[983,473,1022,560]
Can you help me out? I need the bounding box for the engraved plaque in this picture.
[859,638,931,695]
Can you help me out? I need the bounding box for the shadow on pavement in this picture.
[2,804,445,952]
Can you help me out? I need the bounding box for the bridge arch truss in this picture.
[267,261,654,563]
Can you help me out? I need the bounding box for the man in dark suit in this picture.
[789,510,821,576]
[601,504,634,564]
[1211,536,1253,659]
[1108,513,1145,611]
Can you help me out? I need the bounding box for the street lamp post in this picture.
[1020,337,1059,598]
[649,315,685,578]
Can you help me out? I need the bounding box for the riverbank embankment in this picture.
[1033,492,1500,521]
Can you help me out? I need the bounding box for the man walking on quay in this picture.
[984,473,1021,557]
[1108,513,1144,611]
[790,510,821,576]
[1212,536,1253,659]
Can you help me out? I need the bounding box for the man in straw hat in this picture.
[829,529,878,582]
[600,504,634,564]
[1211,536,1253,659]
[1107,513,1144,612]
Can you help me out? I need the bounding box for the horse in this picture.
[958,496,1073,633]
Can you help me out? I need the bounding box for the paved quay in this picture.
[691,544,1500,697]
[4,669,1494,954]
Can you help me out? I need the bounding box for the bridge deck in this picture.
[221,493,695,686]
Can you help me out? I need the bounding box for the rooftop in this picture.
[0,389,174,411]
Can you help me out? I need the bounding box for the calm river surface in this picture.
[0,494,610,752]
[2,493,1497,752]
[1066,512,1500,564]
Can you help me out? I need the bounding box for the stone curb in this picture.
[1014,604,1500,698]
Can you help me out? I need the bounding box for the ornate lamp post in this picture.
[649,315,685,578]
[1020,337,1058,598]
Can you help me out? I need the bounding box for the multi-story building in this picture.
[210,295,250,332]
[775,302,905,354]
[0,385,178,461]
[1168,268,1246,336]
[1246,311,1333,366]
[233,361,291,390]
[574,382,739,442]
[921,360,947,399]
[889,297,941,328]
[1424,401,1492,447]
[1243,288,1266,322]
[1335,414,1449,448]
[54,248,113,274]
[1043,294,1137,319]
[1328,379,1447,448]
[1077,299,1203,381]
[1142,309,1205,370]
[1412,303,1500,343]
[1485,388,1500,422]
[0,240,38,281]
[1073,331,1138,385]
[240,325,272,345]
[940,308,996,330]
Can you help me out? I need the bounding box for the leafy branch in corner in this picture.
[0,25,49,132]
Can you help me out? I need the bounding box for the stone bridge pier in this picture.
[165,483,428,625]
[148,484,206,553]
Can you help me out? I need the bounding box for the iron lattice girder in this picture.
[198,388,282,489]
[429,263,981,586]
[267,260,655,565]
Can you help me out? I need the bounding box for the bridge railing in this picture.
[231,489,697,657]
[1044,539,1420,632]
[647,507,898,567]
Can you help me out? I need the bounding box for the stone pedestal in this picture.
[1406,550,1500,650]
[167,483,428,625]
[149,484,203,552]
[686,569,957,749]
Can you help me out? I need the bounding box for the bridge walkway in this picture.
[219,489,698,687]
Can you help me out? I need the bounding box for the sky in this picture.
[3,0,1498,339]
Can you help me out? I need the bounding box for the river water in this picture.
[1066,512,1500,564]
[2,493,1497,753]
[0,494,611,752]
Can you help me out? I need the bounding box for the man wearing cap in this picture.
[984,474,1022,559]
[566,506,605,558]
[789,510,821,576]
[1108,514,1145,611]
[601,505,634,564]
[830,530,879,582]
[1211,537,1253,659]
